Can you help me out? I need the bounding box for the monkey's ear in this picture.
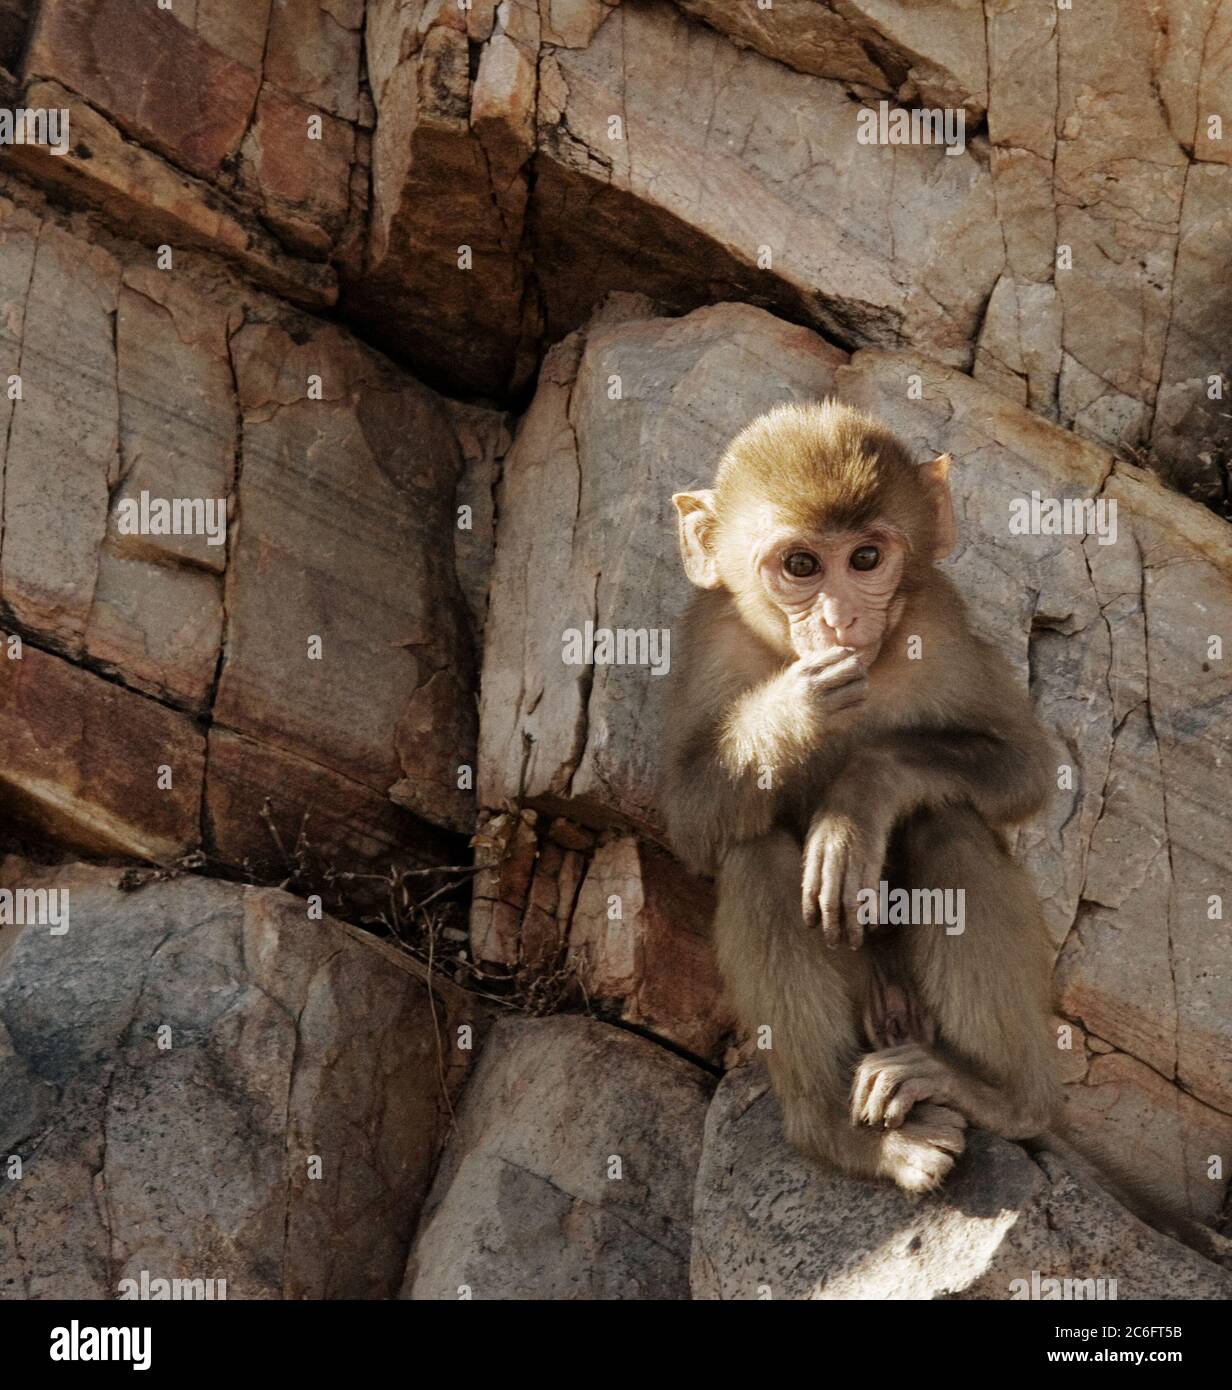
[672,490,723,589]
[919,454,957,560]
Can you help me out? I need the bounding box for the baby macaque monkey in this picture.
[662,401,1060,1194]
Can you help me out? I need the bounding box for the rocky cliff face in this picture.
[0,0,1229,1300]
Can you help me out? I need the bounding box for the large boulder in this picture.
[692,1066,1232,1300]
[0,187,476,889]
[0,862,481,1299]
[402,1015,713,1299]
[533,1,1001,366]
[15,0,363,287]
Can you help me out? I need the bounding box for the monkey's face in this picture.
[752,521,908,663]
[671,403,955,666]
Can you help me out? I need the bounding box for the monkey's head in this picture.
[672,401,955,665]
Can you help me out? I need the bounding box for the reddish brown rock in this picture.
[569,835,728,1062]
[0,644,203,861]
[7,84,338,308]
[181,0,272,71]
[265,0,363,123]
[239,84,355,257]
[25,0,261,180]
[19,3,360,272]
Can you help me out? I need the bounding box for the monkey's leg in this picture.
[851,806,1060,1141]
[717,831,967,1193]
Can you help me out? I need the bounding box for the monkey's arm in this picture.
[846,721,1053,829]
[665,657,863,874]
[717,653,865,774]
[838,585,1055,829]
[801,725,1052,943]
[662,595,867,874]
[801,650,1054,942]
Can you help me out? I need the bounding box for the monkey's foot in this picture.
[852,1044,955,1129]
[876,1104,967,1193]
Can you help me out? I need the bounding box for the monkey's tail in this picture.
[1026,1127,1232,1270]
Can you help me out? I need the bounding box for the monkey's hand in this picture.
[801,806,891,947]
[786,647,868,723]
[851,1044,956,1130]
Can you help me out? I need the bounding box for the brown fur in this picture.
[662,402,1061,1193]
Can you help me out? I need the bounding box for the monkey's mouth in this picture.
[787,616,878,667]
[839,641,885,672]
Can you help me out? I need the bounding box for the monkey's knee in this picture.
[897,804,1009,884]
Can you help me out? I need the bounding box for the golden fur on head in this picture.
[714,401,936,557]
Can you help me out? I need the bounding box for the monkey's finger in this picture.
[800,844,823,929]
[861,1066,903,1126]
[804,654,865,689]
[822,680,867,714]
[883,1077,940,1129]
[819,843,846,947]
[852,1046,917,1123]
[798,644,858,670]
[909,1104,967,1154]
[850,1061,877,1125]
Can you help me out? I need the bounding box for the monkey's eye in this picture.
[850,545,881,572]
[782,551,820,579]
